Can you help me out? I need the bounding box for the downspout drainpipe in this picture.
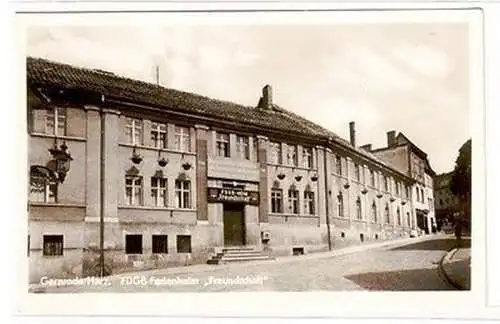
[99,94,106,277]
[323,146,332,251]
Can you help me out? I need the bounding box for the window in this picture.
[302,147,313,168]
[45,107,66,136]
[125,176,143,206]
[304,191,315,215]
[174,126,191,152]
[151,177,167,207]
[43,235,63,256]
[416,187,420,202]
[175,179,191,209]
[356,197,362,220]
[421,189,425,202]
[337,193,344,217]
[405,186,410,199]
[125,118,142,145]
[151,122,167,149]
[288,189,299,214]
[335,156,342,175]
[269,142,282,164]
[397,207,401,226]
[152,235,168,254]
[216,132,230,157]
[285,144,297,166]
[439,199,444,206]
[385,204,390,224]
[354,164,360,182]
[428,198,433,210]
[384,176,389,191]
[125,235,143,254]
[370,170,375,187]
[271,189,283,213]
[235,135,250,160]
[407,212,411,227]
[371,201,377,223]
[177,235,192,253]
[29,169,57,203]
[395,182,400,196]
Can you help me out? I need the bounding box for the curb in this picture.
[439,246,466,290]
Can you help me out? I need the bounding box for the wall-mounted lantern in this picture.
[48,141,73,183]
[295,175,303,182]
[277,173,286,180]
[310,174,319,182]
[182,162,192,171]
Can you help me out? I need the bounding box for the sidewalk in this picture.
[29,234,441,293]
[440,242,471,290]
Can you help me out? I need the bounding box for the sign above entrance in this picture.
[208,188,259,206]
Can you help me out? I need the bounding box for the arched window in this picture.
[385,203,390,224]
[337,192,344,218]
[303,184,315,215]
[356,196,362,220]
[29,166,57,203]
[288,184,299,214]
[175,173,191,209]
[125,166,143,206]
[371,200,377,223]
[397,207,401,226]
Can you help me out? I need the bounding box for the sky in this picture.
[26,23,470,174]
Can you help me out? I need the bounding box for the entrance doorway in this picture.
[223,203,246,246]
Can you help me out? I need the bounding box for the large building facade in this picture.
[27,57,420,283]
[368,132,437,234]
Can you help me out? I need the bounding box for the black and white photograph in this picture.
[8,2,494,320]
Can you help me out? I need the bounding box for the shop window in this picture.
[125,234,143,254]
[152,235,168,254]
[43,235,63,256]
[177,235,192,253]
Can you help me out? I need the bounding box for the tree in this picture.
[450,139,471,234]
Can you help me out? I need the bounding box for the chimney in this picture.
[387,131,396,147]
[349,121,356,147]
[360,144,372,152]
[258,84,273,109]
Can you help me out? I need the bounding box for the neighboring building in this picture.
[368,131,437,234]
[433,172,461,228]
[27,57,416,283]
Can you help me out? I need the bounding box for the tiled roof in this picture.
[26,56,412,179]
[27,57,329,138]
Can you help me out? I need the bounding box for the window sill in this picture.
[269,213,319,218]
[268,164,318,172]
[118,205,196,212]
[28,202,86,208]
[119,143,196,156]
[352,219,367,223]
[30,133,87,142]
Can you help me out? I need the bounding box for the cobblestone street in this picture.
[34,235,469,293]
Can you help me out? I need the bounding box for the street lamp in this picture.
[48,141,73,183]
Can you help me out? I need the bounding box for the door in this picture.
[223,203,246,246]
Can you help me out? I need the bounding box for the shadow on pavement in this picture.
[390,238,471,252]
[344,267,456,291]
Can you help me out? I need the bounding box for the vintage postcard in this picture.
[11,2,493,320]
